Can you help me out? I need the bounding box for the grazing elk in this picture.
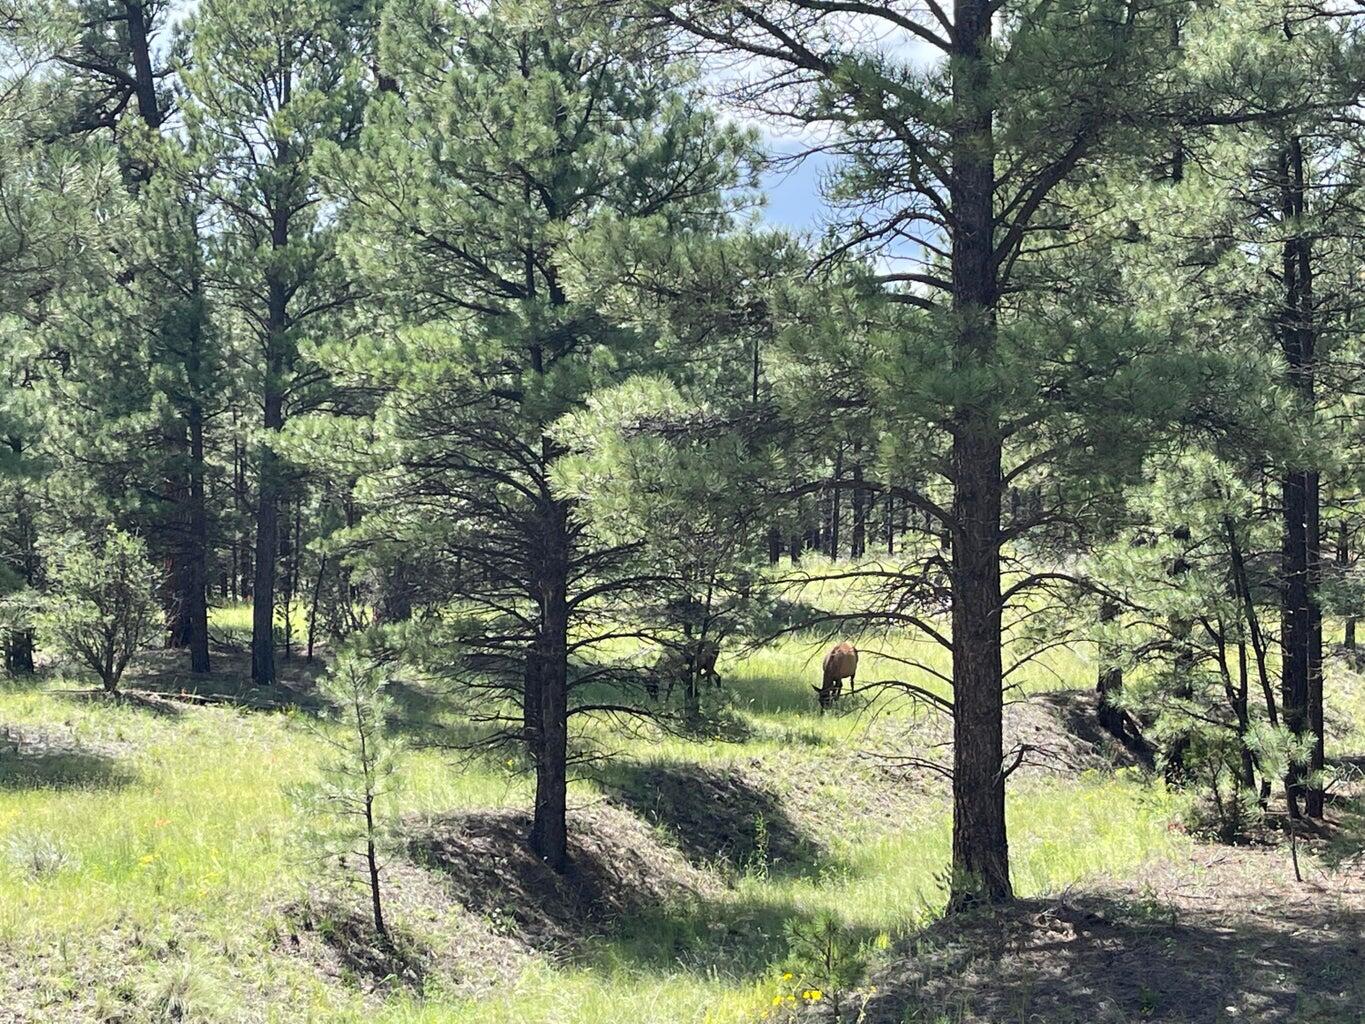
[815,641,858,710]
[649,639,722,701]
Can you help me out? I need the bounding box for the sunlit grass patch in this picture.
[0,614,1189,1023]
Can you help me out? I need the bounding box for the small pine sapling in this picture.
[297,653,402,942]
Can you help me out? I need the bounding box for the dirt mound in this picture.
[844,843,1365,1023]
[858,687,1152,790]
[604,762,824,874]
[408,804,718,956]
[281,851,530,1000]
[285,901,427,994]
[1008,689,1154,775]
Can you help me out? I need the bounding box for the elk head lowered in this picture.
[815,642,858,710]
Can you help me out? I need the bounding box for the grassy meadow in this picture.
[0,583,1205,1024]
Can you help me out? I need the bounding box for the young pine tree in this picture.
[297,652,401,942]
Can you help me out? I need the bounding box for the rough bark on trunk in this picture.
[528,494,571,872]
[125,2,160,125]
[252,75,293,688]
[946,0,1011,910]
[1278,137,1319,818]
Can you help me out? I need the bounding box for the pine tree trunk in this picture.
[1278,137,1319,818]
[528,495,570,872]
[946,0,1011,910]
[251,418,281,686]
[363,793,387,940]
[1340,523,1355,654]
[280,499,298,661]
[125,2,161,125]
[950,425,1010,907]
[186,390,211,673]
[252,89,293,688]
[1306,470,1324,818]
[252,338,286,685]
[830,446,843,557]
[1096,599,1127,737]
[5,454,37,675]
[851,446,865,558]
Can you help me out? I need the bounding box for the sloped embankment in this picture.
[835,840,1365,1023]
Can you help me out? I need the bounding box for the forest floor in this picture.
[851,830,1365,1024]
[2,603,1364,1024]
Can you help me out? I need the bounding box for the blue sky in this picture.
[758,142,835,233]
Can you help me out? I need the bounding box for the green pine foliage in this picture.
[292,651,401,940]
[34,527,164,693]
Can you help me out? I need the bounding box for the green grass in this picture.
[1,607,1192,1024]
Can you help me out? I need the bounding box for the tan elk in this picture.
[650,639,722,701]
[815,642,858,709]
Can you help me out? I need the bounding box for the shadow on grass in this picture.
[589,890,885,980]
[725,669,832,719]
[385,678,464,743]
[125,648,330,713]
[49,686,187,719]
[597,760,826,879]
[1316,792,1365,870]
[0,744,134,790]
[861,891,1365,1024]
[409,807,709,956]
[404,806,876,981]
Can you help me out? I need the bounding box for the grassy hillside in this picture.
[0,604,1202,1024]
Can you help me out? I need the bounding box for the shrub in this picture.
[36,528,164,693]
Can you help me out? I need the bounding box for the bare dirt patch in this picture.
[844,839,1365,1024]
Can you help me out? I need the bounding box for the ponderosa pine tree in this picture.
[299,0,755,869]
[2,0,228,674]
[1112,3,1365,818]
[0,24,127,673]
[180,0,368,687]
[638,0,1191,906]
